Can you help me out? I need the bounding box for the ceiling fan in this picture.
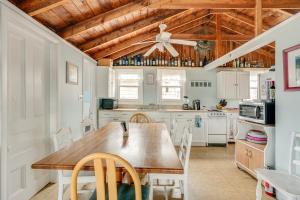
[134,24,197,57]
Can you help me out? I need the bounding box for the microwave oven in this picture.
[239,100,275,125]
[99,98,118,110]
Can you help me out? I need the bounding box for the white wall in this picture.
[96,67,109,98]
[0,1,97,198]
[58,44,84,140]
[274,18,300,173]
[97,67,227,108]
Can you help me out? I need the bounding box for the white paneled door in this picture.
[6,23,51,200]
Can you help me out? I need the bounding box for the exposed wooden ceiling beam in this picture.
[110,43,153,60]
[58,0,169,39]
[172,34,216,40]
[219,11,268,31]
[92,12,211,60]
[233,41,274,59]
[107,18,211,60]
[211,19,275,49]
[18,0,69,17]
[274,9,293,16]
[255,0,263,35]
[215,14,222,58]
[172,33,254,41]
[80,9,203,53]
[155,0,300,9]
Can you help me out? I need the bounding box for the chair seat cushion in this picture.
[89,183,149,200]
[256,169,300,195]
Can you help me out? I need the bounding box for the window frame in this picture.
[157,69,186,105]
[115,69,143,105]
[249,71,267,100]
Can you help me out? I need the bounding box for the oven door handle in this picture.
[255,106,261,119]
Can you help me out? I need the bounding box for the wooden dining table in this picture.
[31,122,183,174]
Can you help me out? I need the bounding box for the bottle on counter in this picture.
[203,56,208,66]
[270,81,276,101]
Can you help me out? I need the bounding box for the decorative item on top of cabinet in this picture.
[283,43,300,91]
[235,120,275,177]
[217,71,250,99]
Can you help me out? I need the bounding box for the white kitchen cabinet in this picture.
[98,111,130,129]
[98,117,116,129]
[173,113,208,146]
[192,118,208,146]
[237,72,250,99]
[226,112,239,142]
[217,71,250,99]
[98,110,210,146]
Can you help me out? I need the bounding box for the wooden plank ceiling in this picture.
[9,0,300,65]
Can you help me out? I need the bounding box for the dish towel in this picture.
[195,115,202,128]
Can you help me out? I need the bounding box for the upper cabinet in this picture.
[217,71,250,99]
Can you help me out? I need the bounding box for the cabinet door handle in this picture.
[248,150,252,158]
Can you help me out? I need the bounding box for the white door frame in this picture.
[0,4,60,200]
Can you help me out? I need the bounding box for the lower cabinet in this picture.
[173,113,208,146]
[235,140,264,176]
[98,110,209,146]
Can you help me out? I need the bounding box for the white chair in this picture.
[53,128,96,200]
[148,125,193,200]
[170,118,177,144]
[81,118,95,136]
[256,131,300,200]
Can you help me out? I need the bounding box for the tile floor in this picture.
[31,144,274,200]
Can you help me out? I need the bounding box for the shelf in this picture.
[217,67,271,72]
[238,119,275,128]
[237,139,266,152]
[111,65,208,70]
[99,65,271,71]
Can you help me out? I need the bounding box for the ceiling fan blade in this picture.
[157,43,164,52]
[144,44,157,57]
[132,41,156,46]
[169,39,197,46]
[163,43,179,57]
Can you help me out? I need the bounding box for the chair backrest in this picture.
[71,153,142,200]
[289,131,300,175]
[129,113,151,123]
[170,118,177,143]
[178,126,193,176]
[53,128,73,151]
[81,118,95,136]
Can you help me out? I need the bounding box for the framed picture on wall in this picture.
[66,62,78,85]
[283,44,300,91]
[146,73,154,85]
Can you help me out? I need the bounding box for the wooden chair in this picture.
[81,117,95,136]
[148,126,193,200]
[256,131,300,200]
[129,113,151,123]
[70,153,148,200]
[53,128,96,200]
